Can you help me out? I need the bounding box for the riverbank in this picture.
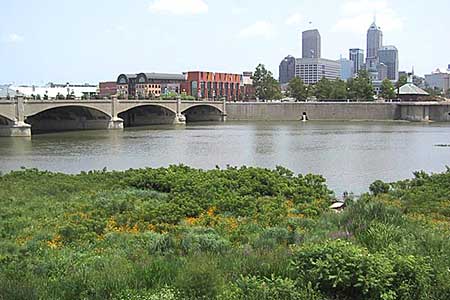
[1,166,450,300]
[227,102,450,122]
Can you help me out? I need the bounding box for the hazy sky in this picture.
[1,0,448,84]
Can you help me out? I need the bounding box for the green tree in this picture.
[347,70,374,101]
[252,64,282,101]
[287,77,307,101]
[380,79,396,100]
[314,77,333,100]
[396,74,408,89]
[424,87,443,97]
[330,79,348,100]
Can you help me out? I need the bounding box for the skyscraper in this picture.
[378,46,399,81]
[279,55,296,84]
[349,48,364,75]
[366,21,383,71]
[302,29,321,59]
[339,58,354,81]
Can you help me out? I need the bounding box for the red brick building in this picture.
[99,81,118,97]
[181,71,241,101]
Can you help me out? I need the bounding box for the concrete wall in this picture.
[429,104,450,122]
[227,102,401,121]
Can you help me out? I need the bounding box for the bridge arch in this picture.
[118,104,177,127]
[25,103,112,119]
[0,114,14,125]
[181,104,224,122]
[25,105,112,133]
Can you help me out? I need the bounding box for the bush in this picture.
[291,240,396,300]
[218,275,323,300]
[180,229,231,254]
[114,287,181,300]
[369,180,390,196]
[174,255,222,299]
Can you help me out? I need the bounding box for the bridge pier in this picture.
[221,98,227,122]
[0,97,32,137]
[0,121,31,137]
[174,97,186,125]
[108,97,124,130]
[108,117,124,130]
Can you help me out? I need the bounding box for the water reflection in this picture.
[0,121,449,194]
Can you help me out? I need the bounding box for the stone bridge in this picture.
[0,98,227,136]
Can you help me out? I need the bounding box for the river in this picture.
[1,121,449,194]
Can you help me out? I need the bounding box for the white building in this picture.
[10,83,98,98]
[425,68,450,92]
[295,58,341,84]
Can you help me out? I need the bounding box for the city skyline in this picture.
[1,0,449,84]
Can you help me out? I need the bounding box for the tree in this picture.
[330,79,348,100]
[396,74,408,90]
[315,78,333,100]
[347,70,374,101]
[252,64,282,101]
[380,79,396,100]
[287,77,307,101]
[424,87,443,98]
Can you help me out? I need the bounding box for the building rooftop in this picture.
[368,21,381,31]
[379,45,398,51]
[399,83,429,95]
[142,73,186,81]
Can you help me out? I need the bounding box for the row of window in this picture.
[136,84,161,89]
[196,81,240,90]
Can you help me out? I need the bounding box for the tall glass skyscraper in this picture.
[378,46,399,81]
[302,29,321,59]
[279,55,296,84]
[366,22,383,71]
[349,48,364,75]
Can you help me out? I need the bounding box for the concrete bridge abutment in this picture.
[108,97,124,130]
[0,97,31,137]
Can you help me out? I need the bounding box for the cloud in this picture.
[239,21,274,39]
[286,13,302,26]
[333,0,403,33]
[5,33,24,43]
[149,0,208,15]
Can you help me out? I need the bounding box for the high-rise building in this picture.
[366,21,383,71]
[349,48,364,75]
[279,55,296,84]
[295,58,341,85]
[340,58,354,81]
[377,63,388,81]
[378,46,399,81]
[425,69,450,92]
[302,29,321,59]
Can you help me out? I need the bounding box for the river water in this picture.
[1,121,449,194]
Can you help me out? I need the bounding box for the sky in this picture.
[0,0,449,85]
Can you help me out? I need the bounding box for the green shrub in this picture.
[291,240,396,300]
[174,255,222,299]
[218,275,323,300]
[114,287,181,300]
[180,229,231,254]
[369,180,391,196]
